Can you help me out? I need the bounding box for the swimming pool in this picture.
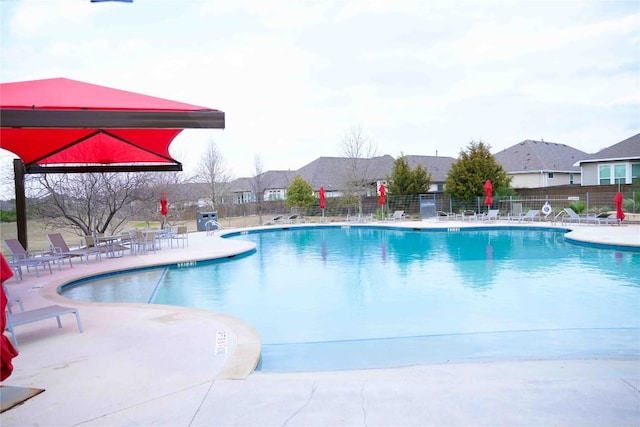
[61,226,640,371]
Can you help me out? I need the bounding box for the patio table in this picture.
[96,235,126,258]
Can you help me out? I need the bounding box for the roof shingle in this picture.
[494,140,587,172]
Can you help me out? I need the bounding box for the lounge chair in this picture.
[387,210,405,221]
[556,207,603,225]
[347,213,373,223]
[3,284,24,314]
[461,210,476,221]
[3,238,70,276]
[436,211,456,221]
[479,209,500,221]
[264,215,284,225]
[592,212,619,225]
[285,214,305,224]
[508,209,540,222]
[47,233,102,264]
[5,304,84,349]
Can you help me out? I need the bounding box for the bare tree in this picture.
[341,125,378,215]
[250,154,266,224]
[29,172,157,236]
[195,140,233,212]
[0,154,15,202]
[149,170,190,227]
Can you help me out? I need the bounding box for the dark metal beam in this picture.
[13,159,27,249]
[1,109,225,129]
[24,164,183,174]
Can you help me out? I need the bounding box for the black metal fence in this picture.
[189,183,639,223]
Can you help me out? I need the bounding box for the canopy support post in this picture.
[13,159,28,250]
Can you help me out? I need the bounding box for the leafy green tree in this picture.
[412,164,432,194]
[387,155,432,195]
[444,141,511,205]
[286,176,315,208]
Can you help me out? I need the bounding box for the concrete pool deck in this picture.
[1,220,639,426]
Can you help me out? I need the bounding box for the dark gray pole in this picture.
[13,159,28,250]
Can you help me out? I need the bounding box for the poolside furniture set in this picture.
[436,206,622,226]
[347,213,374,223]
[263,214,306,225]
[2,226,195,284]
[555,208,621,226]
[1,227,192,349]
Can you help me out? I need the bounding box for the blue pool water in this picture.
[61,227,640,371]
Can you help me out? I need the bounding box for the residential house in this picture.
[575,133,640,185]
[229,170,296,203]
[494,140,586,188]
[404,155,457,192]
[296,155,395,196]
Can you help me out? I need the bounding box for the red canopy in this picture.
[1,77,225,250]
[0,77,225,169]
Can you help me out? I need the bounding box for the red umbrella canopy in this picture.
[379,184,386,205]
[484,180,493,207]
[319,186,326,209]
[614,192,625,221]
[160,192,168,216]
[0,78,224,167]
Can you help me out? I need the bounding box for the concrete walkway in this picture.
[1,220,639,426]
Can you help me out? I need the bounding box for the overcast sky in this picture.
[1,0,638,193]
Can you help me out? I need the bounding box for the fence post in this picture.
[586,192,589,212]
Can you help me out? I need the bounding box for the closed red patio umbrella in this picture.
[160,192,168,216]
[484,180,493,208]
[319,187,326,221]
[160,192,168,228]
[1,254,19,381]
[379,184,386,218]
[614,192,625,222]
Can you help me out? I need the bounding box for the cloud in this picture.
[0,0,638,193]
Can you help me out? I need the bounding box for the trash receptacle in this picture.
[197,211,218,231]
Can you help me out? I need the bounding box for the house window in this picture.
[599,165,611,185]
[614,164,626,184]
[569,173,574,184]
[548,172,554,179]
[632,163,640,184]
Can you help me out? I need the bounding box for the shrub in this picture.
[622,198,635,212]
[0,210,17,222]
[568,201,585,214]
